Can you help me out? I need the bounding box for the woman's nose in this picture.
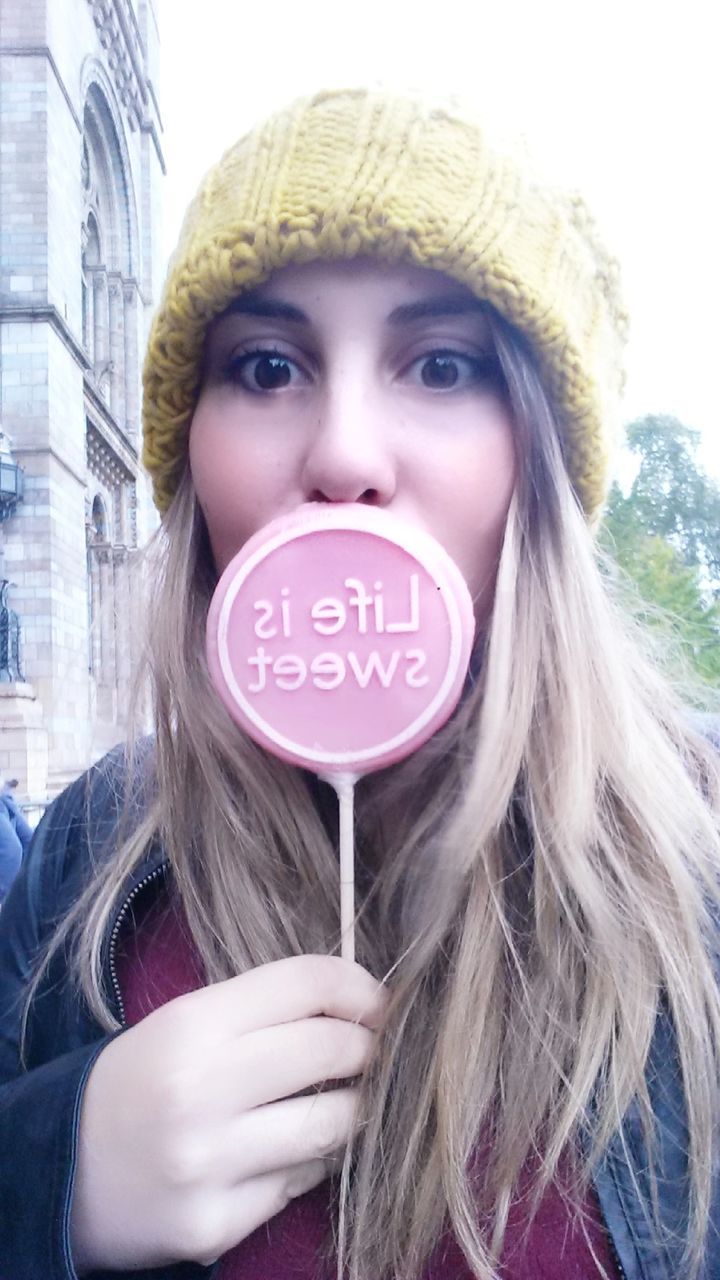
[300,391,397,506]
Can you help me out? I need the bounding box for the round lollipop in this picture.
[206,503,475,957]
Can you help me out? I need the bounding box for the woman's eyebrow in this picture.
[220,297,308,323]
[387,297,486,325]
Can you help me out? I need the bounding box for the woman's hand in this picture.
[70,955,384,1273]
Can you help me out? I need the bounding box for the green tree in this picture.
[601,415,720,689]
[622,415,720,593]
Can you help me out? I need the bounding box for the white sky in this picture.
[158,0,719,480]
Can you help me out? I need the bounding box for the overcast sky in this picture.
[157,0,719,479]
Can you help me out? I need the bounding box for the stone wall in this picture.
[0,0,163,805]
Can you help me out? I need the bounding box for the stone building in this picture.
[0,0,163,806]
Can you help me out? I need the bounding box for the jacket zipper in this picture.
[107,861,168,1026]
[594,1184,629,1280]
[605,1227,629,1280]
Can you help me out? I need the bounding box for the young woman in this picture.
[1,88,719,1280]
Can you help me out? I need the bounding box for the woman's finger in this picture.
[209,1087,357,1184]
[175,954,386,1037]
[199,1017,375,1114]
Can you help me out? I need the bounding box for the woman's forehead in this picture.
[212,257,490,334]
[247,256,480,301]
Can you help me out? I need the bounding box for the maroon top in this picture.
[115,894,619,1280]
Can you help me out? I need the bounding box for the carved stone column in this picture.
[87,542,102,679]
[83,270,95,362]
[123,280,139,438]
[96,543,117,721]
[113,545,131,718]
[92,268,110,402]
[108,274,125,424]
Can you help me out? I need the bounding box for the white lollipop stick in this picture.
[325,772,357,962]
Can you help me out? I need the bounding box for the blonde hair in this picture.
[27,312,720,1280]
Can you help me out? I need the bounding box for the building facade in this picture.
[0,0,163,804]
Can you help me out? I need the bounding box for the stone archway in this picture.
[80,79,141,435]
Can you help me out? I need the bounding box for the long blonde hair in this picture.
[29,310,720,1279]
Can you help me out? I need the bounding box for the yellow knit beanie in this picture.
[143,88,627,520]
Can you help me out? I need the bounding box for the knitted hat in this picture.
[142,88,627,520]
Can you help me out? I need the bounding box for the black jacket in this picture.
[0,749,717,1280]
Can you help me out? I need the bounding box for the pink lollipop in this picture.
[206,503,475,957]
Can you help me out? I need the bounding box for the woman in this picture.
[1,88,719,1280]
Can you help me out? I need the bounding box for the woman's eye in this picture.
[224,351,306,392]
[409,351,502,391]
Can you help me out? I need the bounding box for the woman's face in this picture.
[189,259,516,620]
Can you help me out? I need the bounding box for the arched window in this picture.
[81,212,101,358]
[91,493,107,543]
